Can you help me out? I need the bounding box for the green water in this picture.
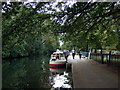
[2,55,72,89]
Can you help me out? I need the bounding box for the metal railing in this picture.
[90,53,120,67]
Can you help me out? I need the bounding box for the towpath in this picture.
[67,54,119,88]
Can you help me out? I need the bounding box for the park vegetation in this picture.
[2,2,120,58]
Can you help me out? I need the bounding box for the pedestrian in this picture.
[63,50,69,61]
[88,49,91,59]
[78,50,82,59]
[72,49,75,59]
[86,51,89,59]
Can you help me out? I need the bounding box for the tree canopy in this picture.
[2,1,120,58]
[53,2,120,50]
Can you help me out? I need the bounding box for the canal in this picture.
[2,55,73,89]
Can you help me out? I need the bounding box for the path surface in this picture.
[67,54,119,88]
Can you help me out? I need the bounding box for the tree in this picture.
[53,2,120,51]
[2,2,59,58]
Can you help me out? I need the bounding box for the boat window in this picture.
[52,59,56,61]
[57,54,59,56]
[52,54,56,57]
[60,54,64,57]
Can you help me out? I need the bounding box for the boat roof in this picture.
[53,51,63,54]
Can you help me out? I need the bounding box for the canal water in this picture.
[2,55,73,89]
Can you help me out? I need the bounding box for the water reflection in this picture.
[49,66,72,89]
[2,56,51,88]
[3,56,72,89]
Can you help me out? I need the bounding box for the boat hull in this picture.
[49,59,66,67]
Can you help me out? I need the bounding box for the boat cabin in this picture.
[51,52,65,60]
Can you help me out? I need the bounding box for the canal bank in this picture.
[67,54,119,88]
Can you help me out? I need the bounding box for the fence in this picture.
[90,53,120,67]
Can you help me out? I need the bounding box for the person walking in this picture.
[72,49,75,59]
[78,50,82,59]
[63,50,68,61]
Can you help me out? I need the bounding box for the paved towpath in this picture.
[67,54,119,88]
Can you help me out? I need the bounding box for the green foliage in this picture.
[2,2,59,58]
[2,2,120,58]
[56,2,120,51]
